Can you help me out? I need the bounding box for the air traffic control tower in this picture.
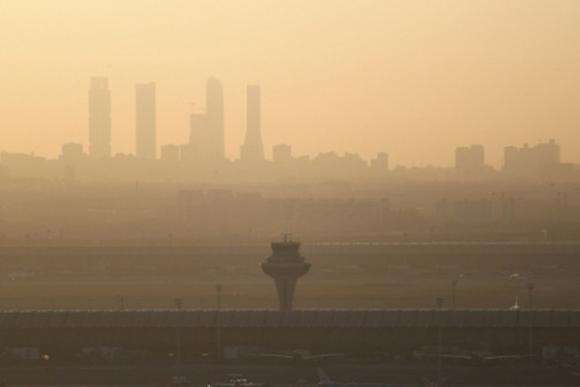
[261,234,311,311]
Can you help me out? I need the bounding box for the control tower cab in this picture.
[261,234,311,311]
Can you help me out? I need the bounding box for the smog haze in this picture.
[1,0,580,166]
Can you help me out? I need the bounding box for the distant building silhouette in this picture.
[452,198,493,223]
[455,145,485,174]
[88,77,111,159]
[160,144,180,162]
[504,139,560,175]
[187,78,225,163]
[60,143,85,164]
[273,144,292,163]
[135,82,156,159]
[370,152,389,175]
[0,151,45,178]
[312,151,368,180]
[180,143,201,163]
[240,85,265,162]
[14,76,580,185]
[205,77,225,161]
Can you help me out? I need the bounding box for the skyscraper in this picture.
[205,77,225,161]
[135,82,156,159]
[89,77,111,158]
[240,85,265,162]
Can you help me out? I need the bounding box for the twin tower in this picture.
[88,76,265,162]
[188,79,265,163]
[261,235,311,311]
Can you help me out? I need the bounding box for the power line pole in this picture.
[451,279,459,309]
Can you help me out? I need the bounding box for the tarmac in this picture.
[0,363,578,386]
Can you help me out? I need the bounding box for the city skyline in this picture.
[1,1,580,166]
[0,73,573,171]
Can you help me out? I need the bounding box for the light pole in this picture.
[436,297,444,384]
[527,282,535,358]
[116,295,125,310]
[451,279,459,309]
[215,284,223,361]
[527,282,535,309]
[174,297,183,366]
[216,284,223,310]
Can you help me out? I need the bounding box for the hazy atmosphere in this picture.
[1,0,580,166]
[2,1,580,385]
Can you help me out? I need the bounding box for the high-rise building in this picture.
[455,144,485,174]
[503,139,560,174]
[60,143,85,163]
[240,85,265,162]
[88,77,111,158]
[205,77,225,161]
[135,82,156,159]
[370,152,389,176]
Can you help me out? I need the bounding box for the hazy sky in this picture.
[1,0,579,166]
